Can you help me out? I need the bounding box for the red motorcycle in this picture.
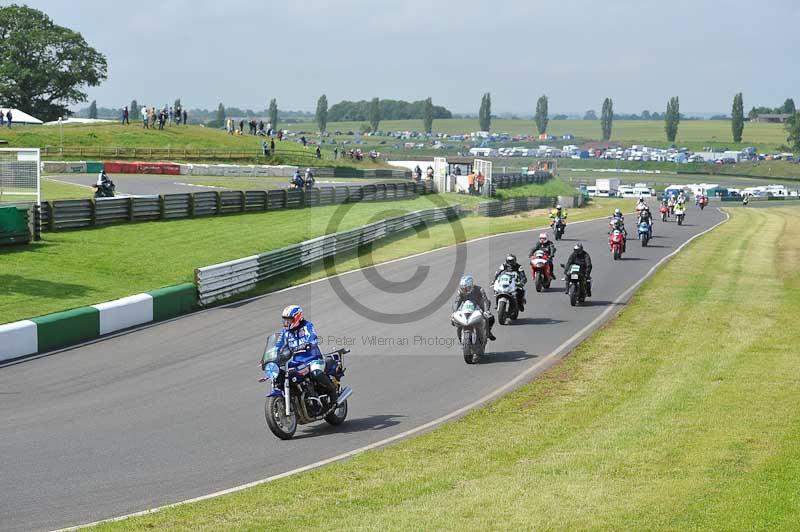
[698,195,708,210]
[530,250,553,292]
[659,204,669,222]
[609,229,625,260]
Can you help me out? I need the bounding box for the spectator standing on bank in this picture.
[182,109,187,125]
[270,138,275,154]
[5,109,12,128]
[262,140,270,157]
[122,106,129,124]
[476,171,485,194]
[315,145,322,159]
[333,146,338,159]
[301,135,307,148]
[168,107,174,126]
[141,105,148,128]
[239,119,244,135]
[1,111,5,126]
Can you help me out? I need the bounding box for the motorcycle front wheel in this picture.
[497,299,508,325]
[535,272,543,292]
[462,331,475,364]
[265,396,298,440]
[569,283,578,306]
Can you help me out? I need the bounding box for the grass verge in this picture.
[493,177,577,199]
[92,206,800,531]
[0,196,624,324]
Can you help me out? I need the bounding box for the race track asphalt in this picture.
[0,205,725,531]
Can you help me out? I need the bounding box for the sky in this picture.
[18,0,800,115]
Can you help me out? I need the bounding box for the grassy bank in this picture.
[0,196,624,324]
[493,178,577,199]
[93,206,800,531]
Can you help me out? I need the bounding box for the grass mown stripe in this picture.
[148,284,197,322]
[32,307,99,353]
[90,207,800,531]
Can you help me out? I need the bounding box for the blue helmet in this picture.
[459,275,474,295]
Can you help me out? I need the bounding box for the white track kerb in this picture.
[62,209,730,530]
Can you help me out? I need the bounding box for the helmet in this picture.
[643,205,649,211]
[556,204,562,210]
[306,168,311,172]
[539,232,547,242]
[281,305,304,330]
[614,208,621,216]
[459,275,474,295]
[574,243,583,251]
[505,254,518,268]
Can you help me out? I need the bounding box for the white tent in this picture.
[0,107,43,125]
[43,117,113,126]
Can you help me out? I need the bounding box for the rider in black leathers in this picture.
[493,254,527,311]
[564,243,593,297]
[452,275,496,340]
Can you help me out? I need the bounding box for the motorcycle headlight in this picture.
[265,362,280,381]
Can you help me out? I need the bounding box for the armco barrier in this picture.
[195,205,463,305]
[0,284,197,361]
[475,194,583,217]
[38,181,433,231]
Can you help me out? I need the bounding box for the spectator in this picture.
[168,106,174,126]
[149,107,156,128]
[476,171,485,194]
[277,130,283,141]
[262,140,270,157]
[5,109,11,128]
[0,110,4,126]
[414,165,422,181]
[315,145,322,159]
[426,165,434,179]
[182,109,187,125]
[270,138,275,154]
[301,135,307,148]
[454,166,462,176]
[122,106,129,125]
[175,105,182,125]
[333,146,338,159]
[467,171,476,194]
[239,119,245,134]
[141,105,148,128]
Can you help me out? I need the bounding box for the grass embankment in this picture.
[0,196,624,324]
[0,123,388,169]
[93,206,800,531]
[493,177,578,199]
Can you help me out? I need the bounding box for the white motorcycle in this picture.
[493,272,523,325]
[451,300,488,364]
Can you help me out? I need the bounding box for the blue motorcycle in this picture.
[637,221,652,247]
[260,332,352,440]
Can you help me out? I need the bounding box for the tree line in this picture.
[326,99,452,123]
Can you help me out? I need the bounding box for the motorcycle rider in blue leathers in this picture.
[275,305,337,402]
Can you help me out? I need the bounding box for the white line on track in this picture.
[59,208,730,531]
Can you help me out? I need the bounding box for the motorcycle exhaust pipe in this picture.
[336,386,353,405]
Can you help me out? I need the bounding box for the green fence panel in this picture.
[32,307,100,353]
[148,283,197,322]
[85,161,105,174]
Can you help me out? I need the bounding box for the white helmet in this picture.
[539,232,547,240]
[556,204,562,209]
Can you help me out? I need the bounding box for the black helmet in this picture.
[574,243,583,252]
[505,254,518,268]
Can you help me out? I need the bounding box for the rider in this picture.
[609,208,627,252]
[275,305,337,402]
[304,167,315,188]
[637,204,653,226]
[96,169,115,196]
[529,232,557,279]
[564,243,593,297]
[635,196,648,213]
[493,254,528,311]
[453,275,496,341]
[550,204,567,233]
[291,169,305,189]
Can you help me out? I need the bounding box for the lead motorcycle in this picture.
[530,250,554,292]
[451,300,487,364]
[259,333,352,440]
[551,216,566,240]
[493,271,522,325]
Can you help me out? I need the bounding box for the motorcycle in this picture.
[659,204,669,222]
[551,216,566,240]
[93,180,116,198]
[698,196,708,210]
[562,263,590,307]
[530,250,553,292]
[675,205,686,225]
[609,229,625,260]
[637,221,652,247]
[493,271,522,325]
[451,300,487,364]
[259,333,352,440]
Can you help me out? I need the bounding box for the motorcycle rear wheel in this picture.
[265,396,297,440]
[324,399,348,426]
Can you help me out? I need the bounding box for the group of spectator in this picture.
[335,147,367,161]
[466,170,486,195]
[227,118,275,137]
[124,105,188,129]
[0,109,13,128]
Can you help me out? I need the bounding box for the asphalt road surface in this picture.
[0,205,725,531]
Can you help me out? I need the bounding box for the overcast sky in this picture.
[19,0,800,114]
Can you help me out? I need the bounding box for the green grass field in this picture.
[493,178,578,199]
[0,193,620,325]
[91,206,800,531]
[319,118,791,151]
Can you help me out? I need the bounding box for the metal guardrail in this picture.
[195,205,462,305]
[39,181,433,231]
[475,194,582,217]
